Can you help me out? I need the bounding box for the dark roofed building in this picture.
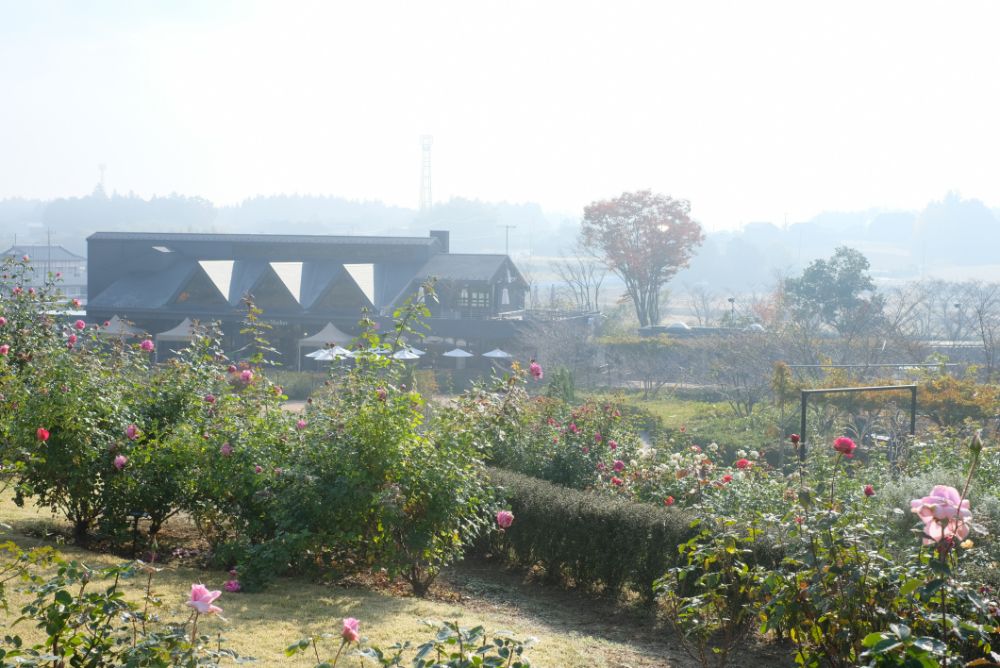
[2,244,87,300]
[86,230,537,364]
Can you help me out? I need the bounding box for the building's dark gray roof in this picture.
[89,261,196,310]
[3,245,86,262]
[87,232,437,246]
[414,254,509,282]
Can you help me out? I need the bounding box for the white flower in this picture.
[707,443,719,452]
[749,450,759,459]
[737,449,747,458]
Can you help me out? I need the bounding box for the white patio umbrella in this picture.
[406,346,426,356]
[392,348,421,360]
[482,348,512,359]
[314,346,353,361]
[442,347,474,369]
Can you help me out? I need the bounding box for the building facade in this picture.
[86,230,535,363]
[2,244,88,300]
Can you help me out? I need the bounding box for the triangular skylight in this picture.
[198,261,234,298]
[270,262,303,303]
[344,264,375,304]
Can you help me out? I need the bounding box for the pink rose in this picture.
[608,440,618,450]
[296,419,307,430]
[71,298,80,308]
[789,433,800,445]
[140,339,155,352]
[254,465,263,474]
[664,496,675,506]
[735,458,751,470]
[911,485,972,545]
[224,579,241,593]
[613,459,625,472]
[611,476,624,486]
[0,344,8,356]
[594,433,602,443]
[529,360,543,380]
[67,333,77,344]
[833,436,856,458]
[496,510,514,529]
[722,474,733,483]
[204,394,216,404]
[342,617,360,643]
[0,316,7,326]
[186,583,223,615]
[220,443,233,456]
[864,484,875,497]
[125,424,139,440]
[36,427,50,442]
[113,454,128,470]
[240,369,253,383]
[74,319,86,330]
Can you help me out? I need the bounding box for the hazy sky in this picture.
[2,0,999,230]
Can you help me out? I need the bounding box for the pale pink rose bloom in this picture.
[74,319,86,330]
[296,419,307,430]
[496,510,514,528]
[186,583,223,615]
[125,424,139,440]
[67,334,77,344]
[240,369,253,383]
[140,339,154,352]
[0,316,7,326]
[224,579,241,593]
[113,455,127,470]
[0,344,8,356]
[342,617,360,643]
[529,361,543,380]
[71,298,80,307]
[613,460,625,472]
[911,485,972,545]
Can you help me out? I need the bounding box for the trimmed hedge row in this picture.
[486,468,699,602]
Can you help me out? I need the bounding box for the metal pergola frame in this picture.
[799,384,917,461]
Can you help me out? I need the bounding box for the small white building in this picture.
[2,245,88,301]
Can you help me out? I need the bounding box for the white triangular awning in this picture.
[482,348,512,358]
[270,262,303,303]
[392,349,420,360]
[198,261,234,299]
[343,263,375,304]
[442,347,474,358]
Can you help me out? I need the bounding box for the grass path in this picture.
[1,496,705,667]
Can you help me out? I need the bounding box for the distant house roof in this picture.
[87,231,437,247]
[414,253,513,282]
[3,245,86,262]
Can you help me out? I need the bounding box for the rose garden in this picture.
[2,254,999,667]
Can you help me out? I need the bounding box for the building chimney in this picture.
[429,230,449,253]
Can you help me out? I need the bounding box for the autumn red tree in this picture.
[580,190,704,327]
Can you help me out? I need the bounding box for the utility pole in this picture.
[419,136,433,211]
[500,225,517,256]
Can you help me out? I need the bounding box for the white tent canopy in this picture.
[154,318,197,362]
[442,348,474,358]
[298,322,354,370]
[392,349,420,360]
[97,315,142,338]
[482,348,512,359]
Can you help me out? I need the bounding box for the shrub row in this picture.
[486,468,698,603]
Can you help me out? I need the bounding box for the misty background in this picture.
[3,0,1000,301]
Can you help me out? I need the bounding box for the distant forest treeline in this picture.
[2,189,998,292]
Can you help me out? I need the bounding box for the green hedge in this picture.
[487,468,698,603]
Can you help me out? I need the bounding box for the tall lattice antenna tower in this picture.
[420,135,433,211]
